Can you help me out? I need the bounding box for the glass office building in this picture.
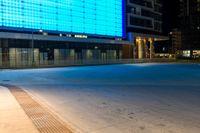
[0,0,123,37]
[0,0,129,67]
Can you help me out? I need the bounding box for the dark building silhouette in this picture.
[162,0,180,35]
[179,0,200,58]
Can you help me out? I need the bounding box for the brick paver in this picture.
[1,84,73,133]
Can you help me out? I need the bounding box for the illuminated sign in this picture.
[0,0,124,37]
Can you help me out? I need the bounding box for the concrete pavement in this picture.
[0,64,200,133]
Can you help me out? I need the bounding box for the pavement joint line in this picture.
[0,84,73,133]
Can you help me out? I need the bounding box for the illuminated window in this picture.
[0,0,124,37]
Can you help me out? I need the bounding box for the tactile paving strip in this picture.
[1,84,73,133]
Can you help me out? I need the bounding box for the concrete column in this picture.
[69,49,75,60]
[128,33,134,59]
[138,39,144,59]
[143,39,148,58]
[54,49,59,65]
[86,49,93,60]
[132,39,136,59]
[9,48,16,67]
[150,39,155,59]
[34,49,39,65]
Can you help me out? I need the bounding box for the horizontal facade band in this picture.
[0,32,129,45]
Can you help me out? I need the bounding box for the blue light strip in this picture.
[122,0,126,38]
[0,0,124,37]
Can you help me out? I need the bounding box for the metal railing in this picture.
[0,58,177,69]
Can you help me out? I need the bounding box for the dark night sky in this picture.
[162,0,180,35]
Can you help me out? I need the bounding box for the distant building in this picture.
[179,0,200,58]
[125,0,168,59]
[169,29,182,56]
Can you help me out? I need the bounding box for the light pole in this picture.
[31,29,43,66]
[31,30,34,66]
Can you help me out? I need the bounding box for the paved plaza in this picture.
[0,64,200,133]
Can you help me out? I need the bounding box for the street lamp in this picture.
[31,29,43,66]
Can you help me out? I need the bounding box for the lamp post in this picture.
[31,29,43,66]
[31,30,34,66]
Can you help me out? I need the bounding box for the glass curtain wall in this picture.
[0,0,123,37]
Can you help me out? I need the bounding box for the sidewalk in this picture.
[0,86,39,133]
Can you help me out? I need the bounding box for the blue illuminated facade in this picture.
[0,0,124,37]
